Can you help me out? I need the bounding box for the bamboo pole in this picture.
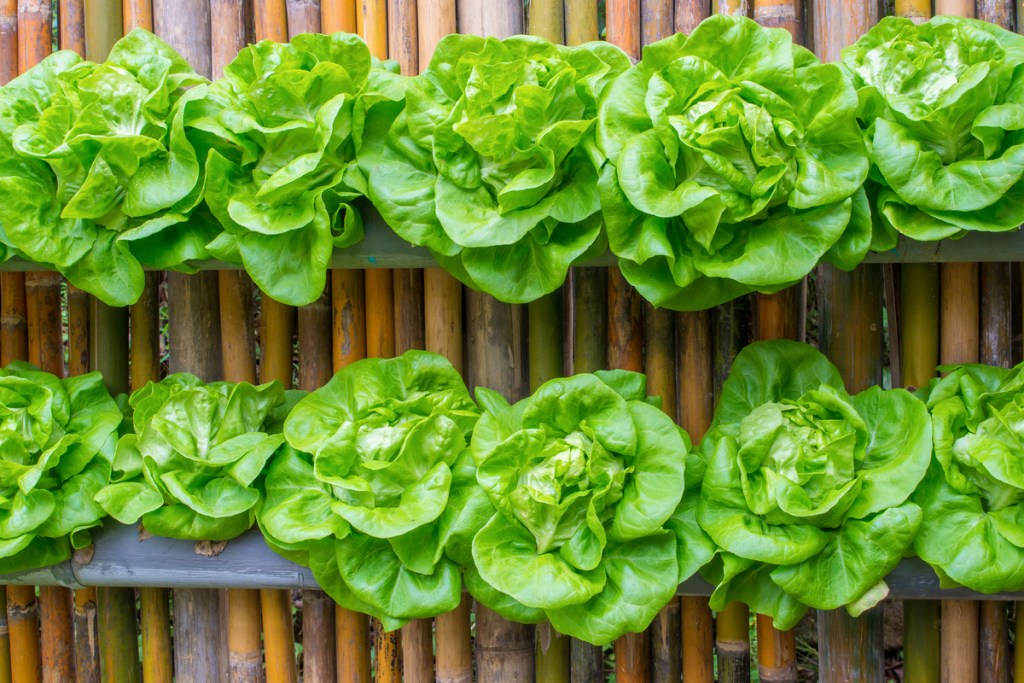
[66,146,99,683]
[61,6,93,681]
[894,0,930,21]
[932,3,980,681]
[279,6,338,679]
[457,4,533,678]
[18,4,77,681]
[522,3,570,680]
[128,276,173,683]
[152,5,228,682]
[357,4,404,681]
[567,268,607,683]
[675,0,709,32]
[636,3,677,681]
[677,310,715,683]
[673,7,714,681]
[970,1,1011,679]
[0,18,24,681]
[717,0,749,15]
[811,5,885,678]
[899,264,941,683]
[121,0,150,29]
[414,0,467,675]
[604,4,646,679]
[82,5,148,682]
[0,15,24,675]
[212,2,264,679]
[248,4,302,682]
[319,5,373,680]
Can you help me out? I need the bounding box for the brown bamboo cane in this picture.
[676,310,715,683]
[357,3,405,680]
[712,298,753,683]
[929,3,980,681]
[320,3,374,678]
[974,10,1014,683]
[635,2,678,681]
[811,2,886,680]
[130,275,173,683]
[213,6,263,680]
[604,1,646,678]
[0,16,23,677]
[894,0,930,21]
[675,0,709,32]
[279,6,336,679]
[384,3,430,679]
[749,1,803,679]
[521,3,572,681]
[668,7,712,680]
[939,259,981,683]
[121,14,167,683]
[152,5,229,682]
[567,266,607,683]
[751,285,800,683]
[59,3,95,679]
[458,7,533,681]
[414,3,469,683]
[899,263,941,683]
[83,8,142,681]
[716,0,749,15]
[17,3,77,681]
[246,3,303,681]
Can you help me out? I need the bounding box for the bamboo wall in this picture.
[0,0,1020,681]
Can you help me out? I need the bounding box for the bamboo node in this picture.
[194,540,228,557]
[716,639,750,654]
[0,16,14,31]
[753,5,796,27]
[7,599,37,620]
[759,664,799,681]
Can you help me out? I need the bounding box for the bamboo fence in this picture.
[0,1,1023,681]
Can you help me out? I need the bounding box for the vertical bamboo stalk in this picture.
[567,270,607,683]
[894,0,930,20]
[677,309,715,683]
[815,265,885,682]
[753,0,801,34]
[976,0,1014,28]
[717,0,749,15]
[0,15,23,681]
[900,263,940,683]
[152,5,227,682]
[320,5,372,680]
[813,0,886,675]
[415,3,466,676]
[18,4,76,681]
[527,0,562,40]
[675,0,709,32]
[934,0,975,16]
[282,11,340,680]
[121,0,151,29]
[132,277,172,683]
[60,0,85,50]
[607,2,647,679]
[248,3,302,681]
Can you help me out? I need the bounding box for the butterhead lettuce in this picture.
[189,32,403,306]
[698,341,930,628]
[0,29,214,306]
[597,16,874,311]
[262,351,482,629]
[915,363,1024,592]
[359,33,629,303]
[842,17,1024,241]
[467,370,706,645]
[0,364,122,572]
[95,374,297,541]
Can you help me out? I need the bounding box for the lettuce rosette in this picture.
[189,32,402,306]
[597,16,874,311]
[0,364,122,572]
[698,341,930,628]
[0,29,214,306]
[359,34,629,303]
[914,364,1024,592]
[261,351,483,629]
[467,371,707,646]
[842,17,1024,241]
[95,374,297,541]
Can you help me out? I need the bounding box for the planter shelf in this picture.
[4,522,1019,602]
[0,209,1019,273]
